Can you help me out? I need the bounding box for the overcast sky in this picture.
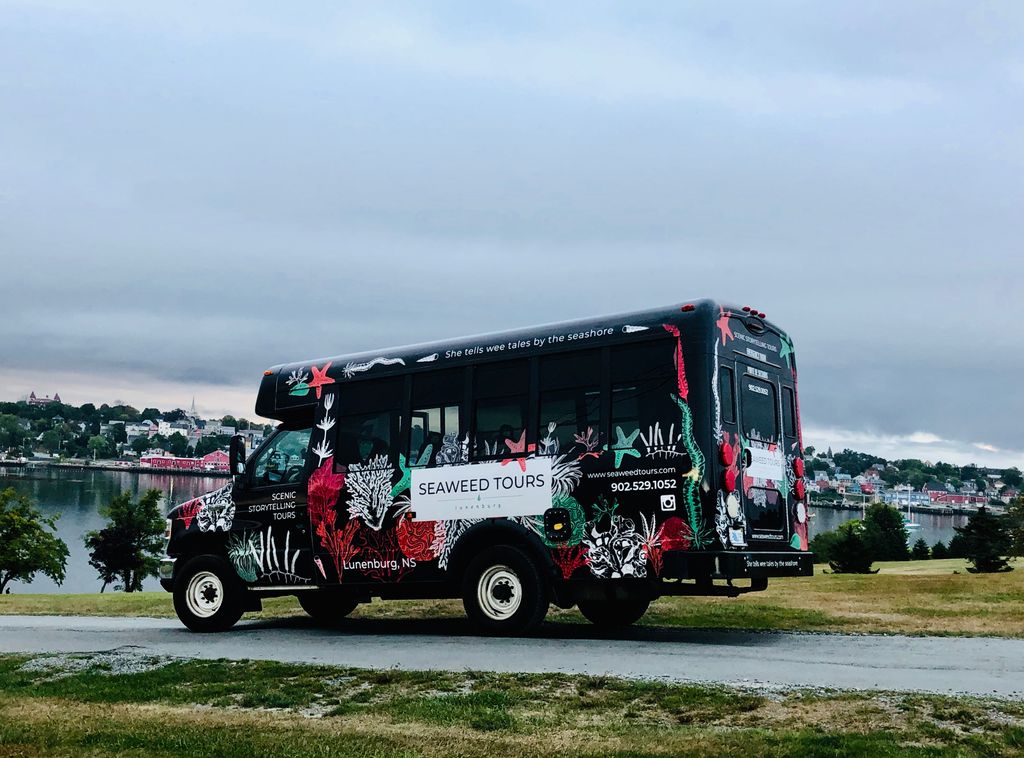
[1,1,1021,467]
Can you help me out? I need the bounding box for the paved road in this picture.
[2,615,1022,698]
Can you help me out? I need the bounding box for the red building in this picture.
[140,450,229,472]
[28,391,61,406]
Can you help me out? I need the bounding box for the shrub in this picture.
[828,522,877,574]
[955,507,1012,574]
[910,538,930,561]
[930,540,949,559]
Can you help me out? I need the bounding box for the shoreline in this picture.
[0,460,229,478]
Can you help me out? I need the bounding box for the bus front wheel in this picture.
[576,596,650,628]
[172,554,245,633]
[462,545,548,635]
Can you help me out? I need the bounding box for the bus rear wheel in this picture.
[576,596,651,628]
[297,591,359,625]
[462,545,548,635]
[173,554,245,633]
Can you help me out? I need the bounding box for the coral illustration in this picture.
[346,454,395,531]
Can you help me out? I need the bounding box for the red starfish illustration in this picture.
[501,430,533,472]
[716,306,734,346]
[307,361,333,399]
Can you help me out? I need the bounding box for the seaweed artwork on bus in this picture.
[161,300,814,634]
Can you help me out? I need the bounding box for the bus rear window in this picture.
[741,378,778,444]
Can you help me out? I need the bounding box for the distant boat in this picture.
[903,502,921,531]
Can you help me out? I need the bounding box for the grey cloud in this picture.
[0,1,1021,462]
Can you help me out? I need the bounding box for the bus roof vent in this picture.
[746,316,766,334]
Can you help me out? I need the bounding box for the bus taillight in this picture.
[719,441,735,466]
[724,469,737,493]
[793,458,805,477]
[794,480,806,500]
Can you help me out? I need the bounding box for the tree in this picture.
[931,540,949,559]
[828,521,876,574]
[166,432,190,458]
[0,415,26,453]
[84,489,165,592]
[163,409,187,423]
[0,488,69,593]
[1001,468,1023,488]
[808,529,841,564]
[1006,495,1024,559]
[193,436,223,458]
[40,429,61,454]
[140,408,161,421]
[954,507,1012,574]
[862,503,910,561]
[108,423,127,445]
[131,436,151,455]
[948,532,969,559]
[221,415,237,429]
[87,435,111,459]
[910,538,930,560]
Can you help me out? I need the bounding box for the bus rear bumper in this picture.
[661,550,814,581]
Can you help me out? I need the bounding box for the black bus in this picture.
[161,299,813,634]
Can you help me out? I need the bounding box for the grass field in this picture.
[3,558,1022,638]
[1,652,1023,757]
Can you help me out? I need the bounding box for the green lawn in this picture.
[1,652,1022,757]
[3,558,1022,638]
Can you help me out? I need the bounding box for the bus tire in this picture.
[577,596,650,628]
[297,591,359,625]
[172,554,245,633]
[462,545,548,635]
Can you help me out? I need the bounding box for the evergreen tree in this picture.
[947,532,969,559]
[910,538,930,560]
[954,507,1012,573]
[862,503,910,561]
[1005,495,1024,560]
[84,489,165,592]
[828,521,876,574]
[931,540,949,559]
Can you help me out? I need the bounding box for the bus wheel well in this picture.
[170,533,229,564]
[445,522,556,597]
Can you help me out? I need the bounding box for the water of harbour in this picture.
[0,467,224,593]
[1,468,973,593]
[809,504,969,552]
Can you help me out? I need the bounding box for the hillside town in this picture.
[0,393,269,474]
[804,446,1020,514]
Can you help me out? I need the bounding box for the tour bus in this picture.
[160,300,813,634]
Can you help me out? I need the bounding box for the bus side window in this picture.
[410,369,464,466]
[472,360,529,460]
[782,386,796,438]
[538,350,602,455]
[610,339,677,450]
[335,378,402,469]
[720,367,736,425]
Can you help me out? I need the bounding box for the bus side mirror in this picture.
[229,434,247,478]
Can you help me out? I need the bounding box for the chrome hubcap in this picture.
[186,570,223,618]
[477,564,522,621]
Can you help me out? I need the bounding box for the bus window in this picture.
[610,340,677,451]
[782,386,796,439]
[410,369,463,466]
[472,360,529,459]
[741,377,778,444]
[336,378,402,467]
[250,428,312,486]
[720,366,736,425]
[538,350,601,454]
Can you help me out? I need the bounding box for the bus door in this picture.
[232,426,316,586]
[733,360,791,548]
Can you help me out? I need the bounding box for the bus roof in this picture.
[255,299,790,421]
